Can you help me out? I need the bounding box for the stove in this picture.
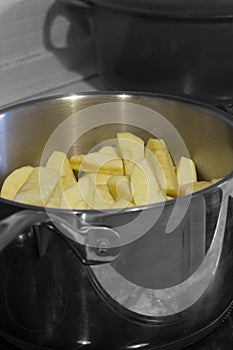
[0,309,233,350]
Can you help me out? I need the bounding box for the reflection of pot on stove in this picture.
[0,93,232,350]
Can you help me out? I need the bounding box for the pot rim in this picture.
[0,91,232,214]
[66,0,233,20]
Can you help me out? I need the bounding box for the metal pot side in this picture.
[0,93,232,349]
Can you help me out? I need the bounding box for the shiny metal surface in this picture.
[0,93,232,349]
[0,93,232,182]
[0,209,120,264]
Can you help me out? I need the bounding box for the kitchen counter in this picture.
[1,74,107,109]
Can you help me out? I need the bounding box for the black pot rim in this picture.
[83,0,233,19]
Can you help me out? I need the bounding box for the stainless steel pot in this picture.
[0,92,233,350]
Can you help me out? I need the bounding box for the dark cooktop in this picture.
[1,310,233,350]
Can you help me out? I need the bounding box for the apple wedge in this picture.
[72,152,123,175]
[111,198,134,209]
[14,167,59,206]
[61,182,91,209]
[177,156,197,190]
[131,158,166,206]
[146,138,179,197]
[98,146,119,158]
[180,181,211,196]
[46,182,62,208]
[108,175,132,202]
[84,173,112,186]
[70,155,85,171]
[116,132,145,176]
[211,178,222,184]
[145,147,166,192]
[46,151,77,190]
[1,166,34,200]
[92,188,114,210]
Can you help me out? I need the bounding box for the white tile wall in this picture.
[0,0,96,107]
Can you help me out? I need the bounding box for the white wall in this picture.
[0,0,96,106]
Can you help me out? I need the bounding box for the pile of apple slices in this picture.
[0,132,221,209]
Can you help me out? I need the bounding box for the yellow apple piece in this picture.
[180,181,211,196]
[1,166,34,200]
[92,188,114,210]
[70,154,85,171]
[78,176,96,208]
[131,159,166,206]
[116,132,145,176]
[68,174,114,209]
[46,151,77,190]
[98,146,119,158]
[108,175,132,202]
[95,184,109,192]
[60,182,91,209]
[111,198,134,209]
[211,178,222,184]
[14,167,59,206]
[61,176,95,209]
[145,147,166,192]
[146,138,179,197]
[177,156,197,190]
[83,173,112,186]
[73,152,123,175]
[46,182,62,208]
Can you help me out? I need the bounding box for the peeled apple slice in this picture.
[116,132,144,176]
[14,167,59,206]
[108,175,132,202]
[1,166,34,200]
[146,138,179,197]
[78,176,95,207]
[46,182,62,208]
[92,188,114,210]
[45,151,77,207]
[96,184,109,192]
[145,147,166,192]
[84,173,112,186]
[73,152,124,175]
[98,146,119,158]
[131,159,166,206]
[46,151,77,190]
[111,198,134,209]
[180,181,211,196]
[177,156,197,189]
[69,155,85,171]
[211,178,222,184]
[61,182,91,209]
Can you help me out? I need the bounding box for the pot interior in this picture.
[0,94,233,185]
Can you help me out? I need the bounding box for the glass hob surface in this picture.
[0,310,233,350]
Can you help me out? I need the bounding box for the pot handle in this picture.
[44,0,93,54]
[0,209,121,265]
